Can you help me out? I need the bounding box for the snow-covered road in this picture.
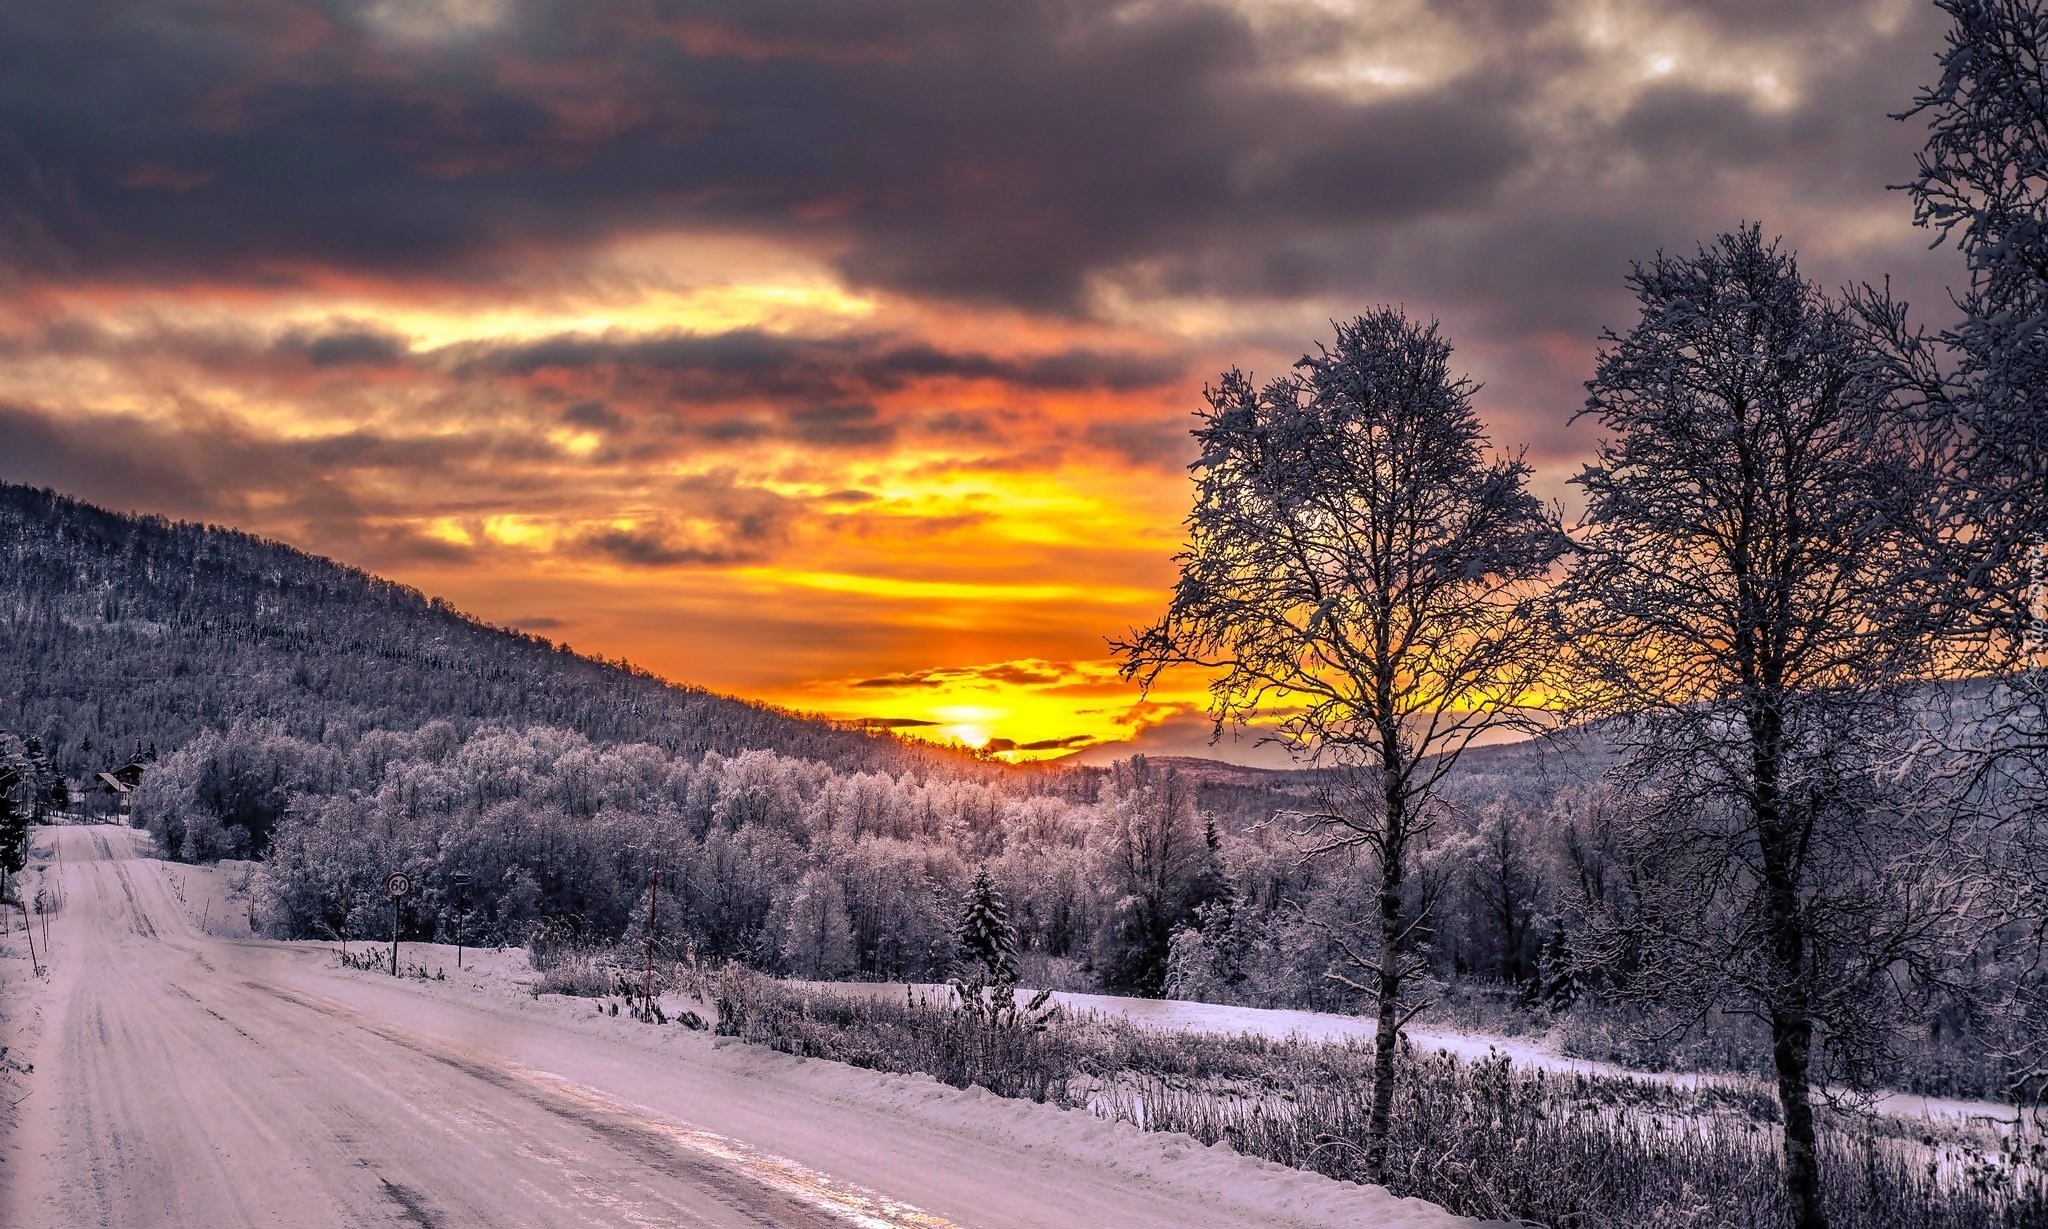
[1,827,1473,1229]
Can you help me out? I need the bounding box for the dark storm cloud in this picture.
[577,524,744,566]
[1014,734,1095,752]
[0,0,1983,503]
[918,410,1012,440]
[562,401,624,430]
[980,734,1097,753]
[451,327,1184,452]
[1,311,1185,460]
[1116,2,1962,357]
[787,404,894,447]
[456,329,1183,398]
[0,0,1536,309]
[1081,417,1194,471]
[853,660,1082,689]
[0,398,484,568]
[0,315,413,377]
[290,427,557,472]
[571,473,802,567]
[286,326,414,369]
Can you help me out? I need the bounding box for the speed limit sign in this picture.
[385,871,413,899]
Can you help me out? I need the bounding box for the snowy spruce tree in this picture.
[956,867,1018,987]
[949,868,1053,1030]
[23,737,54,821]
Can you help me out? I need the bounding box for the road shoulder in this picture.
[0,831,54,1222]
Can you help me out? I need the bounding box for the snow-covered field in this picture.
[0,824,1490,1229]
[810,982,2022,1129]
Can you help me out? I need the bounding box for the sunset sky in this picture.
[0,0,1968,763]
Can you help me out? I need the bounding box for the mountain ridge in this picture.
[0,481,980,781]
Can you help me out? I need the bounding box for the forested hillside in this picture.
[0,483,964,783]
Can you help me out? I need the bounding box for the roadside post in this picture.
[643,866,659,1019]
[450,871,472,970]
[385,871,412,976]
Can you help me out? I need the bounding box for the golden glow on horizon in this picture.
[0,244,1214,759]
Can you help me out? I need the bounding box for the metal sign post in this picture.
[450,872,472,970]
[384,871,412,976]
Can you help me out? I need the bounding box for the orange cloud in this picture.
[0,241,1224,758]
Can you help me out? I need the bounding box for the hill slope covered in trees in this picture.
[0,482,962,784]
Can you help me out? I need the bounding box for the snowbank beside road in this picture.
[0,827,63,1217]
[0,921,36,1213]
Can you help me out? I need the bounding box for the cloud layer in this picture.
[0,0,1975,757]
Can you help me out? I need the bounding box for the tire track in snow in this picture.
[105,854,156,939]
[379,1176,446,1228]
[239,978,962,1229]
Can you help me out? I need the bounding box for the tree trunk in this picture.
[1763,841,1825,1229]
[1499,870,1522,986]
[1753,702,1828,1229]
[1771,992,1825,1229]
[1366,769,1406,1182]
[1367,862,1403,1180]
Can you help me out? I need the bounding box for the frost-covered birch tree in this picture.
[1867,0,2048,1098]
[1114,309,1560,1177]
[1561,227,1968,1229]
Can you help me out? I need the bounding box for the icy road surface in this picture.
[0,826,1473,1229]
